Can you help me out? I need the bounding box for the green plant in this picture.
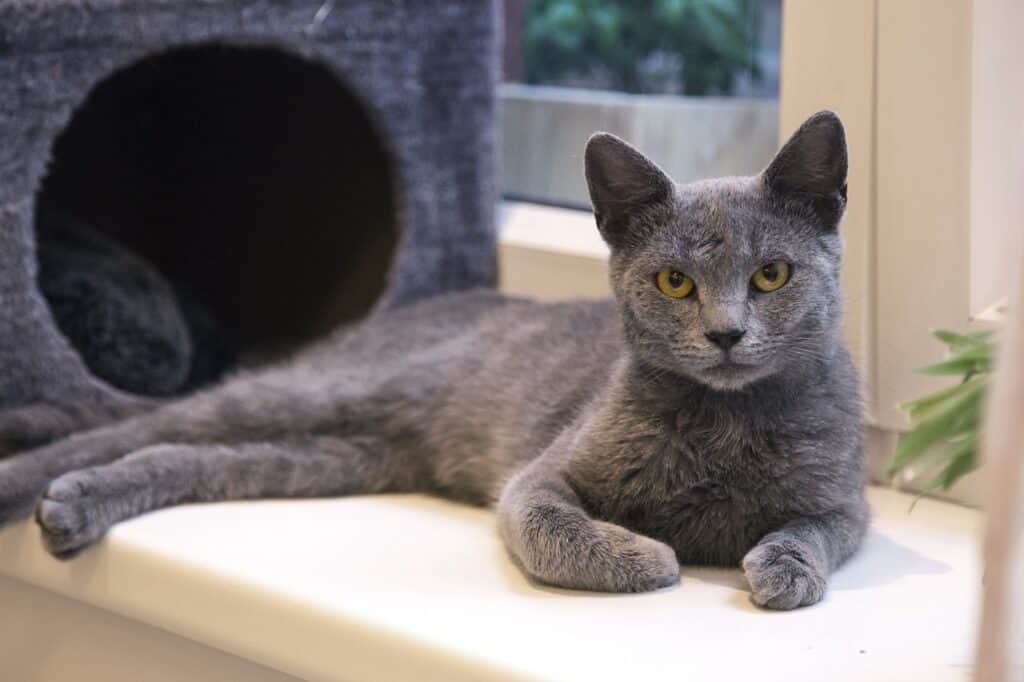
[888,330,994,492]
[523,0,760,95]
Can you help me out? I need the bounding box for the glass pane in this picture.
[501,0,782,207]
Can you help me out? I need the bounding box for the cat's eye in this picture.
[656,269,695,299]
[751,261,791,292]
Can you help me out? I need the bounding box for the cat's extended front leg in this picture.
[0,421,150,525]
[498,461,679,593]
[742,502,869,610]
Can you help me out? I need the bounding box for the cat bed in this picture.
[0,0,499,411]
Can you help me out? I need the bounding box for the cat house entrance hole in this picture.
[34,44,400,387]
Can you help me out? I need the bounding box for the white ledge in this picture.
[0,487,981,681]
[499,201,607,260]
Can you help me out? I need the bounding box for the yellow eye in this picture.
[656,269,695,299]
[752,261,791,292]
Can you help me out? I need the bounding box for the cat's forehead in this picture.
[661,176,778,257]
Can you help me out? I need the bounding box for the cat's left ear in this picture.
[585,133,675,248]
[763,111,848,226]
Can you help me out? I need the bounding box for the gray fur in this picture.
[36,206,194,396]
[0,112,867,609]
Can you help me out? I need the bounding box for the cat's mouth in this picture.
[706,359,755,373]
[696,358,770,390]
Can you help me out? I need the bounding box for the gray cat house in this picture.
[0,0,499,416]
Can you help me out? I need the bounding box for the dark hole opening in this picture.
[34,44,400,395]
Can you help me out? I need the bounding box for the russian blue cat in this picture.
[0,111,866,609]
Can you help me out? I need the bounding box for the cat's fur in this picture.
[0,111,867,609]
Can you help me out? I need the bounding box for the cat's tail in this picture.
[0,396,162,457]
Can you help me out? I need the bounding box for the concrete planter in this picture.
[500,84,779,207]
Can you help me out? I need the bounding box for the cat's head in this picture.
[584,111,848,391]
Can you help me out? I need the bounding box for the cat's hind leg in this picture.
[0,370,367,524]
[35,435,418,559]
[0,397,158,457]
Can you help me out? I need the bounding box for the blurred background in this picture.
[500,0,780,209]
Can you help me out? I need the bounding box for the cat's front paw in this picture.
[742,539,827,610]
[593,521,680,593]
[35,471,110,559]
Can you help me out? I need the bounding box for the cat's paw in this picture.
[742,539,827,610]
[594,521,680,593]
[35,471,109,559]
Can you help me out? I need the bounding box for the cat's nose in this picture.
[705,328,746,351]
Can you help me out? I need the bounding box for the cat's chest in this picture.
[581,414,802,564]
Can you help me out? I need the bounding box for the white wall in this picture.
[778,0,878,417]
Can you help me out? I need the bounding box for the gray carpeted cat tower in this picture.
[0,0,500,426]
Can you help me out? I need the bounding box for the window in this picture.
[499,0,782,209]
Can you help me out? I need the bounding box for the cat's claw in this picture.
[35,472,109,559]
[742,539,827,610]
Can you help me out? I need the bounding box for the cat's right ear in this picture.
[584,133,674,248]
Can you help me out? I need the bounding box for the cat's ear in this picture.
[763,111,848,225]
[584,133,674,247]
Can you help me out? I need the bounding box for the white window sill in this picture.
[499,200,607,260]
[0,486,981,681]
[498,200,611,301]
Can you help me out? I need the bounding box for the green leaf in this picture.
[899,378,973,417]
[929,435,979,491]
[889,393,980,475]
[523,0,760,95]
[892,328,994,492]
[901,375,986,424]
[888,410,971,476]
[918,354,990,376]
[933,329,993,352]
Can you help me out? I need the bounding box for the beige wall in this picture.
[781,1,979,432]
[778,1,878,417]
[874,1,974,430]
[780,1,1005,505]
[970,0,1024,316]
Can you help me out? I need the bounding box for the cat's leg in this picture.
[0,397,159,457]
[0,372,356,524]
[35,435,417,558]
[741,502,869,610]
[0,423,157,525]
[497,459,680,593]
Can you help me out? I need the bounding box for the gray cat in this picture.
[0,111,866,609]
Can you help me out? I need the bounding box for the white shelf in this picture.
[0,487,982,681]
[498,201,608,260]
